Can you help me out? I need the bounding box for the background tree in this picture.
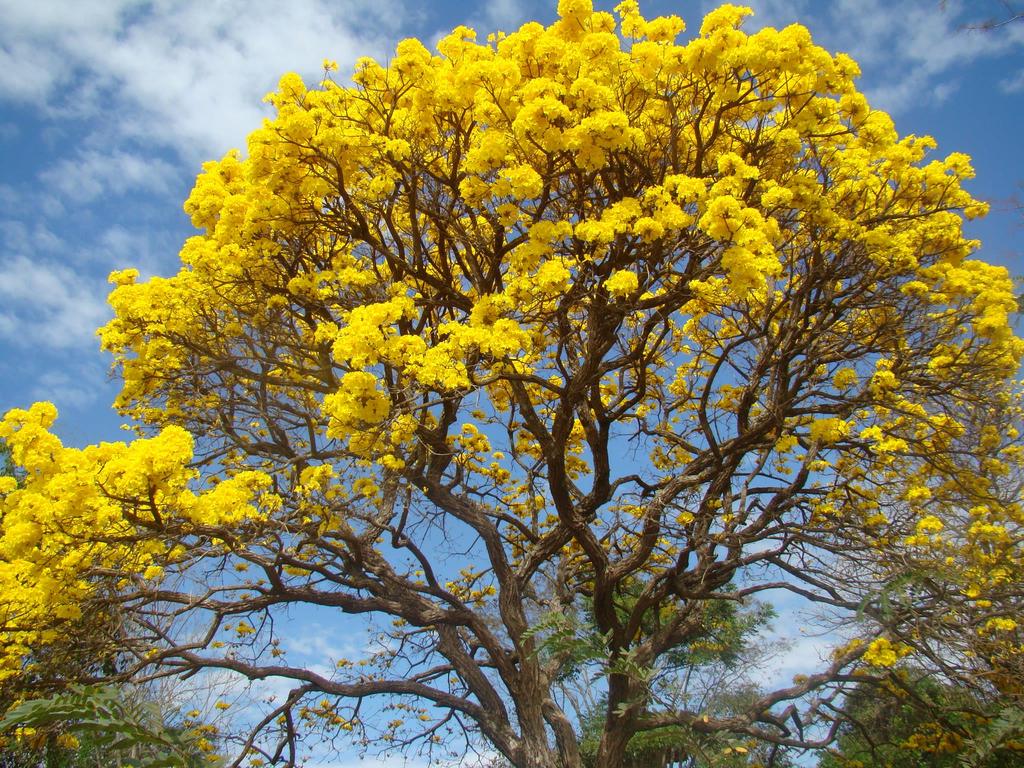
[819,671,1024,768]
[0,440,130,765]
[1,2,1022,768]
[532,586,782,766]
[0,684,215,768]
[841,392,1024,765]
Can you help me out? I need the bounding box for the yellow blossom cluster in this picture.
[0,403,276,683]
[861,637,911,668]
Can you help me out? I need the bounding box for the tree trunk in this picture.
[511,737,562,768]
[592,724,631,768]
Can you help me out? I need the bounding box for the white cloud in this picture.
[247,672,321,707]
[0,0,407,167]
[284,622,368,662]
[88,224,183,278]
[0,218,63,256]
[0,1,419,362]
[1000,68,1024,91]
[29,365,108,411]
[755,630,836,687]
[0,255,110,350]
[0,1,126,101]
[477,0,533,32]
[39,148,180,203]
[830,0,1024,112]
[0,216,181,358]
[931,80,958,104]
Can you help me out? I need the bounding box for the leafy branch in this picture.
[0,684,213,768]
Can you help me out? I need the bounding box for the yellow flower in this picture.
[605,269,639,298]
[862,637,908,667]
[809,418,850,444]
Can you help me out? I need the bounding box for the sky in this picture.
[0,0,1023,765]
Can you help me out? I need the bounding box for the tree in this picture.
[0,684,214,768]
[819,671,1024,768]
[0,438,129,763]
[535,586,781,766]
[854,392,1024,759]
[1,2,1022,767]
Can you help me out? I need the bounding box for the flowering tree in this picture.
[1,2,1022,767]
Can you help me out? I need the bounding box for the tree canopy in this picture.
[1,2,1022,767]
[819,669,1024,768]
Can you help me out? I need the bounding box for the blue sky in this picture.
[0,1,1021,765]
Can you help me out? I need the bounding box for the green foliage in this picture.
[960,706,1024,768]
[577,683,796,768]
[0,684,212,768]
[550,588,781,768]
[659,596,775,671]
[818,673,1024,768]
[525,585,774,697]
[522,610,612,684]
[575,717,690,768]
